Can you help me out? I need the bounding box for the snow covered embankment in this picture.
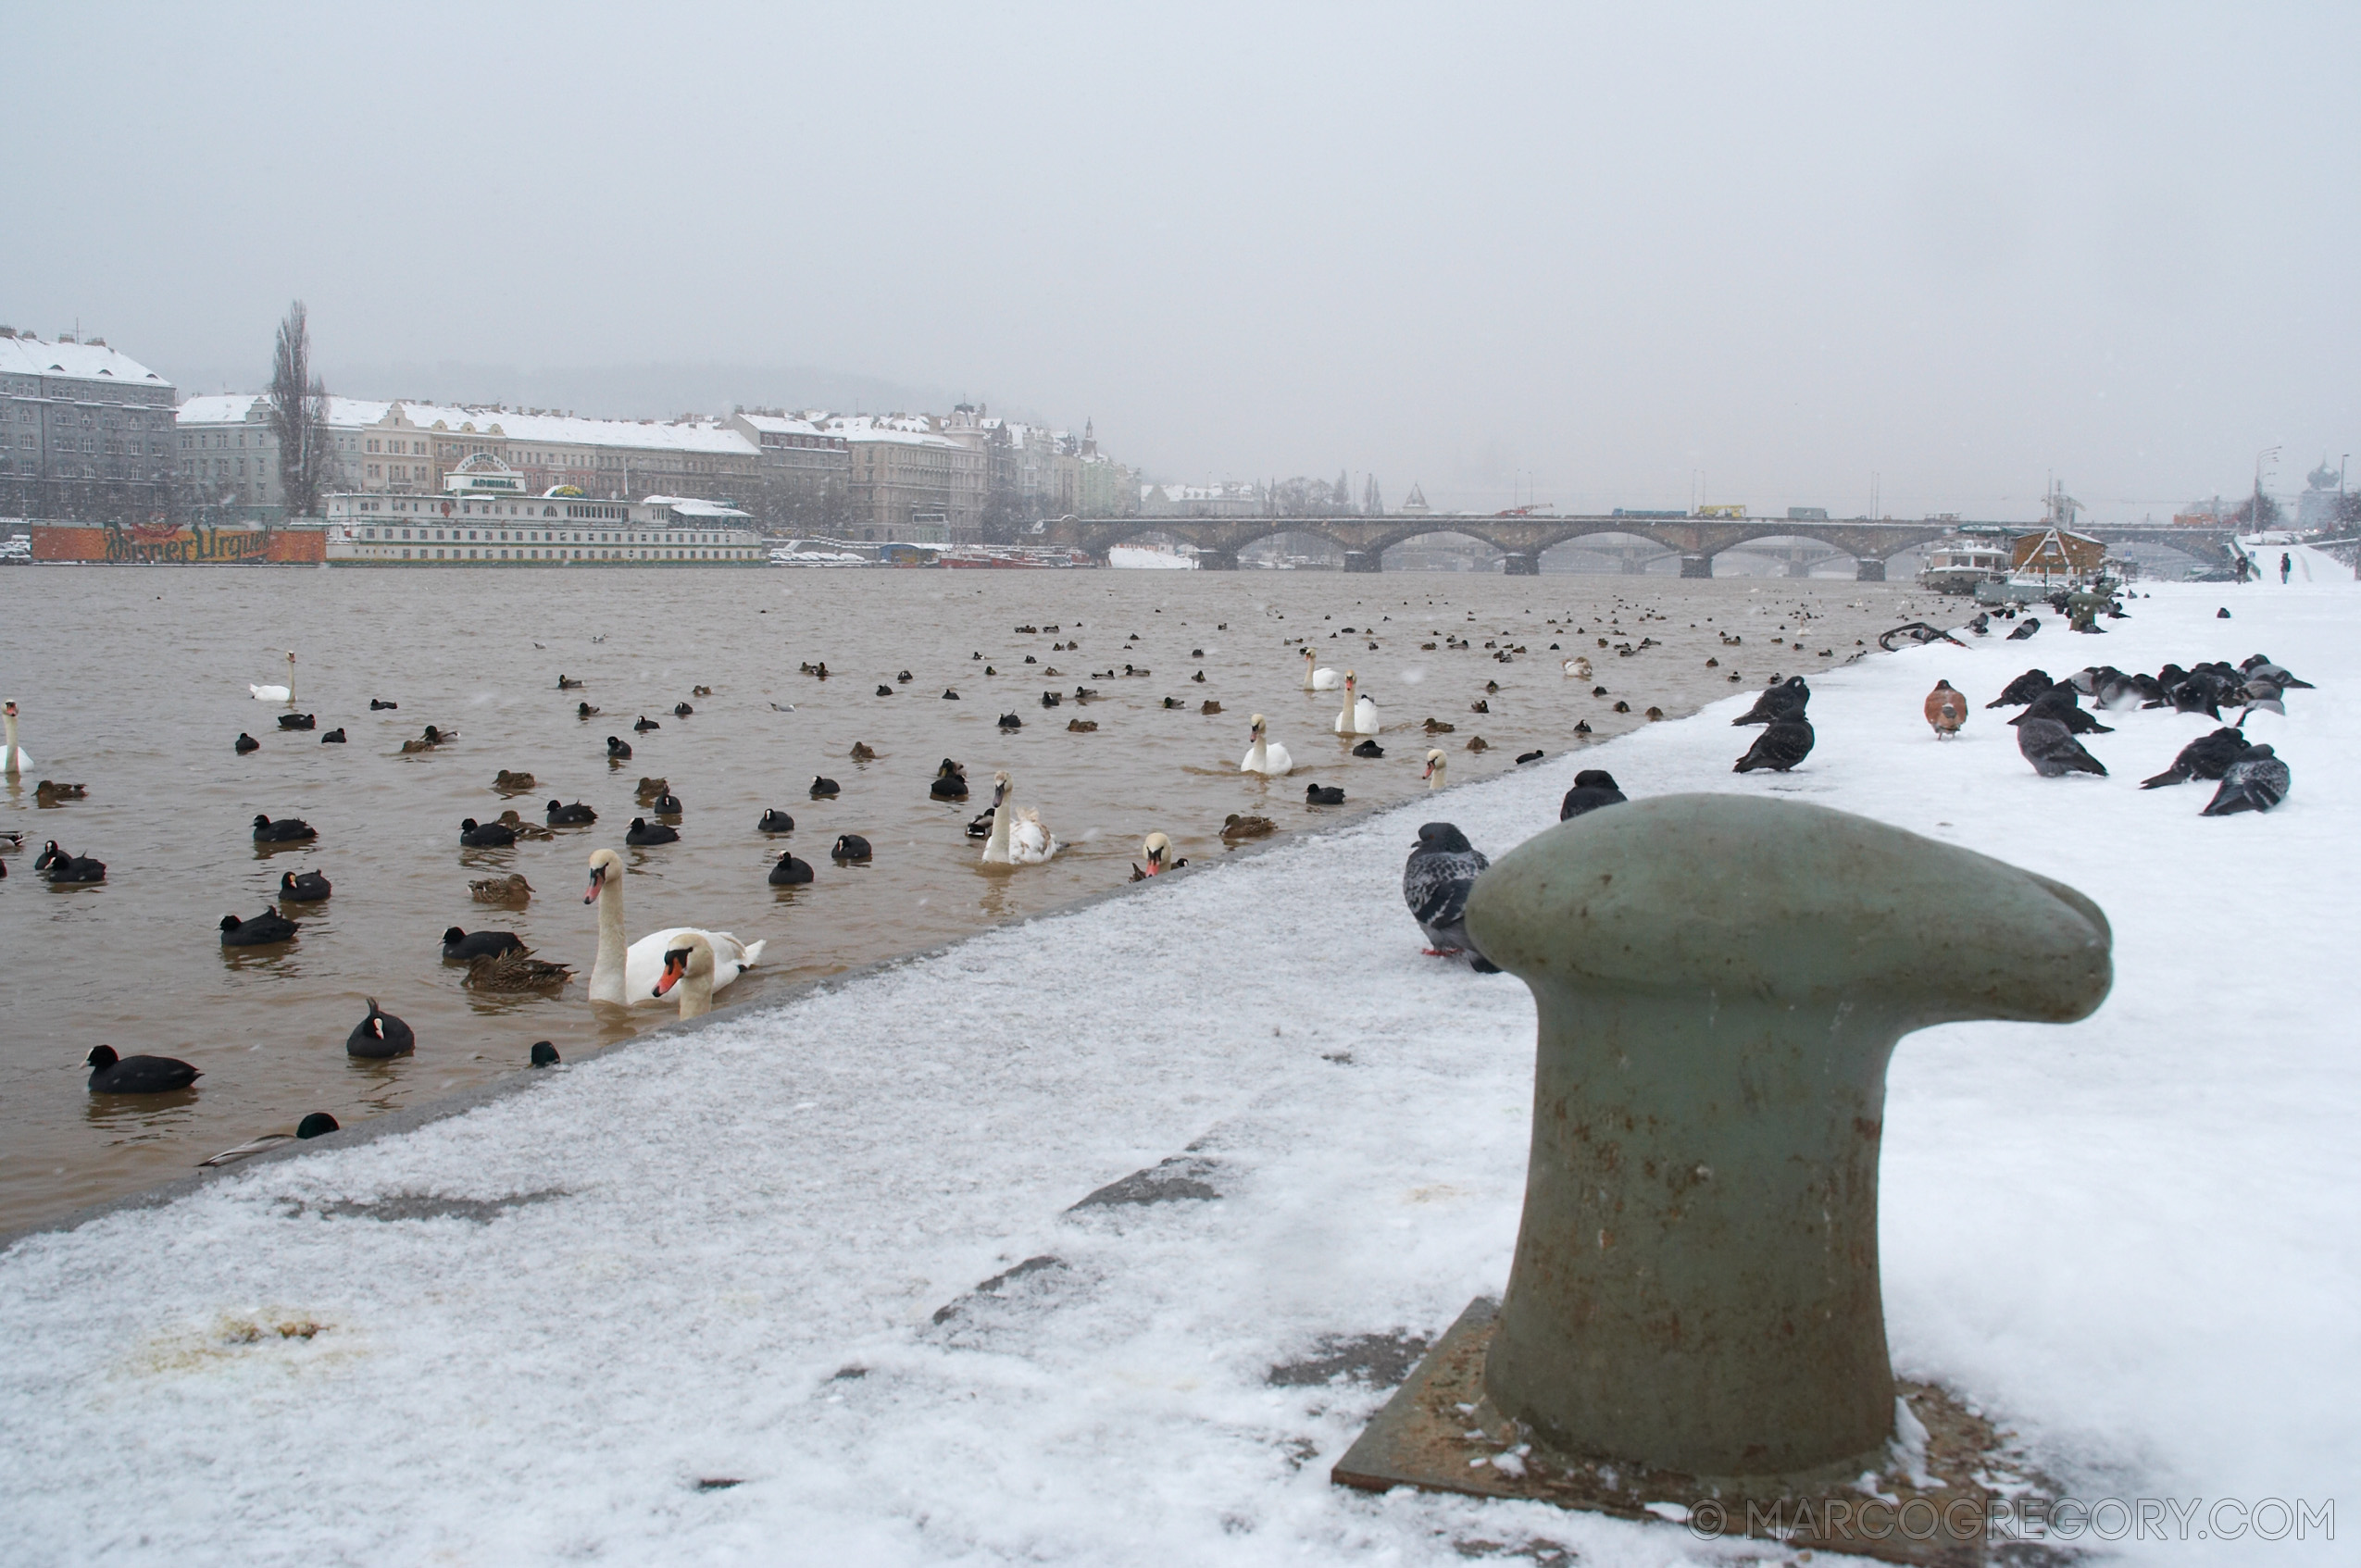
[0,581,2354,1567]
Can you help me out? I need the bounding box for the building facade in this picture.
[178,395,761,519]
[0,330,177,521]
[726,412,851,531]
[826,415,987,543]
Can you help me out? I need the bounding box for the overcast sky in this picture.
[8,4,2356,519]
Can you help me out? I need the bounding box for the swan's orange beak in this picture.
[1420,759,1435,780]
[654,948,690,998]
[583,865,605,905]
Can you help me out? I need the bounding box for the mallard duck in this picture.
[470,872,533,903]
[464,947,573,991]
[1221,813,1276,841]
[494,810,556,840]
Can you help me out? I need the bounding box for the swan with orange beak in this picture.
[652,931,718,1018]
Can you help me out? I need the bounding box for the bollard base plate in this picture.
[1333,1298,2019,1566]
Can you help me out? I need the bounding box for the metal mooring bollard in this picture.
[1460,793,2111,1479]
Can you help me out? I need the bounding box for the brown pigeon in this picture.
[1924,679,1968,739]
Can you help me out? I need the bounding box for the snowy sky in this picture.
[8,3,2357,519]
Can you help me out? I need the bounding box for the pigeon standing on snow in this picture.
[1734,719,1815,773]
[2200,745,2290,815]
[2006,616,2042,641]
[2017,716,2106,778]
[2139,727,2252,789]
[1986,668,2054,708]
[1923,680,1968,738]
[1558,769,1628,819]
[2008,687,2112,736]
[1732,676,1809,727]
[1403,823,1497,972]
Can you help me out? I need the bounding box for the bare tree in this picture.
[267,301,331,518]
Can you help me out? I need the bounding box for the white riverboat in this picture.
[1916,526,2016,595]
[321,459,763,566]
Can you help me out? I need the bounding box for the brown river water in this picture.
[0,564,1924,1232]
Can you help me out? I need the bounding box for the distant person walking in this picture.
[2280,552,2292,584]
[2235,552,2254,584]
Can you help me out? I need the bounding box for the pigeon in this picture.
[1558,769,1627,820]
[1966,612,1991,636]
[1734,719,1814,773]
[2006,617,2042,641]
[2241,654,2313,690]
[1732,676,1809,726]
[1986,669,2053,708]
[2141,727,2254,789]
[1402,822,1496,972]
[2200,745,2289,815]
[1923,679,1967,738]
[2217,607,2231,618]
[2008,687,2112,735]
[2017,716,2105,778]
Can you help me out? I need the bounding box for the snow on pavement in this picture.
[1,581,2354,1566]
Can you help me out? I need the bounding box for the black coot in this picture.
[757,809,795,833]
[625,817,680,846]
[252,814,318,842]
[279,869,332,902]
[85,1044,201,1094]
[768,852,816,885]
[219,907,298,945]
[347,999,415,1058]
[442,927,524,962]
[459,817,517,847]
[831,834,872,863]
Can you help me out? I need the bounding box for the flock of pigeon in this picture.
[1398,616,2308,973]
[1988,651,2303,814]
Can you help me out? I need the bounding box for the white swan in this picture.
[250,651,295,703]
[981,770,1058,865]
[1562,655,1593,679]
[2,701,31,778]
[1301,647,1342,691]
[1241,714,1293,776]
[1421,748,1447,790]
[582,847,764,1006]
[1334,671,1379,736]
[652,931,718,1018]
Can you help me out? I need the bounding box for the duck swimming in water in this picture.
[219,907,298,946]
[252,814,317,843]
[278,868,332,902]
[86,1044,201,1093]
[346,999,415,1058]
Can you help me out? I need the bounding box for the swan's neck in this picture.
[1246,735,1266,771]
[1340,681,1355,726]
[1,712,16,778]
[590,878,627,1002]
[1301,653,1314,690]
[677,963,714,1019]
[1429,765,1444,790]
[985,796,1014,860]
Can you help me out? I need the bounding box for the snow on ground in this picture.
[2,582,2354,1566]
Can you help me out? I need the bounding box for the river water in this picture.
[0,564,1925,1231]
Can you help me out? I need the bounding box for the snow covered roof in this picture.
[642,495,752,518]
[736,414,826,436]
[0,334,170,386]
[178,394,756,456]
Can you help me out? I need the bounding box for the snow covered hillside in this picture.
[1,581,2353,1566]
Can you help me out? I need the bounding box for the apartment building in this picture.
[826,415,987,543]
[0,330,177,520]
[177,396,760,517]
[726,411,851,530]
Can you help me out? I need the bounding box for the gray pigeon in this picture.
[2200,745,2289,815]
[1403,822,1496,972]
[2017,716,2106,778]
[2006,616,2042,641]
[1734,719,1814,773]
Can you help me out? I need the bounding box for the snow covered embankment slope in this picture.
[0,583,2354,1566]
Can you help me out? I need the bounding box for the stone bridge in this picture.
[1043,514,2241,579]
